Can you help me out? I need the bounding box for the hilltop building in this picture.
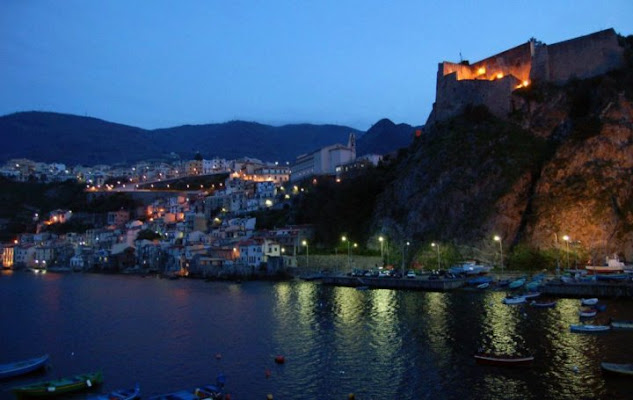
[290,133,356,182]
[427,28,625,125]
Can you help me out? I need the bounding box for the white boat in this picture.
[579,309,597,318]
[586,256,625,274]
[502,296,526,305]
[570,324,610,333]
[448,261,492,276]
[581,298,599,306]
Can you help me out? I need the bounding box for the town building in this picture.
[291,133,356,182]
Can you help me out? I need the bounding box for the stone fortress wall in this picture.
[427,29,625,125]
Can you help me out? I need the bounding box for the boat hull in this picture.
[0,354,49,380]
[601,362,633,375]
[12,371,103,398]
[474,354,534,367]
[570,324,610,333]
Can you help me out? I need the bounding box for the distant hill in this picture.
[0,112,416,165]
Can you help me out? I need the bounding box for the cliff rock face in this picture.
[374,68,633,262]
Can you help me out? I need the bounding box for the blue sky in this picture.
[1,1,632,130]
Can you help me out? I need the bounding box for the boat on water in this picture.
[12,371,103,398]
[0,354,49,380]
[502,295,526,305]
[601,362,633,375]
[595,273,630,281]
[570,324,610,333]
[148,375,225,400]
[476,282,489,289]
[581,298,599,306]
[474,352,534,367]
[448,261,492,276]
[579,309,597,318]
[523,292,541,299]
[530,300,557,308]
[508,278,526,289]
[586,256,625,274]
[88,383,140,400]
[467,276,493,285]
[525,281,540,291]
[610,319,633,329]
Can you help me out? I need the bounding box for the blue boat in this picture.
[0,354,49,380]
[508,278,526,289]
[88,383,140,400]
[148,374,225,400]
[467,276,493,285]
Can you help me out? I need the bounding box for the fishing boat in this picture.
[579,309,597,318]
[476,282,489,289]
[569,324,610,333]
[601,362,633,375]
[12,371,103,397]
[502,295,526,305]
[0,354,49,380]
[525,281,540,292]
[530,300,556,308]
[581,298,599,306]
[88,383,140,400]
[586,256,625,274]
[595,273,629,281]
[610,319,633,329]
[508,278,526,289]
[474,352,534,366]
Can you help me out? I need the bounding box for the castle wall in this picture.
[544,28,623,84]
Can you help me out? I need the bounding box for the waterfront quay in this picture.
[320,274,633,298]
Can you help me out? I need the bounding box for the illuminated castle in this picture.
[426,28,625,125]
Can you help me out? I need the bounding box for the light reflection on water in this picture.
[0,274,632,400]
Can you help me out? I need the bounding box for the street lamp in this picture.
[402,241,410,276]
[563,235,570,270]
[494,235,503,278]
[342,236,351,271]
[302,240,309,269]
[431,242,440,270]
[379,236,384,264]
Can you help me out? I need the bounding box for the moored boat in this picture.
[502,295,526,305]
[474,352,534,367]
[476,282,489,289]
[581,298,599,306]
[12,371,103,397]
[0,354,49,380]
[449,261,492,276]
[530,300,556,308]
[601,362,633,375]
[523,292,541,299]
[610,319,633,329]
[579,309,597,318]
[88,383,140,400]
[570,324,610,333]
[508,278,525,289]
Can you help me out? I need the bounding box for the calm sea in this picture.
[0,271,632,400]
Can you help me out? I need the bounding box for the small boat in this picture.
[508,278,526,289]
[12,371,103,397]
[579,309,597,318]
[601,362,633,375]
[590,303,607,312]
[523,292,541,299]
[525,281,540,292]
[88,383,140,400]
[148,376,224,400]
[0,354,49,380]
[468,276,493,285]
[530,300,556,308]
[502,295,526,305]
[581,298,599,306]
[476,282,489,289]
[474,352,534,366]
[570,324,610,333]
[610,319,633,329]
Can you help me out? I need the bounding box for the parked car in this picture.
[407,270,416,279]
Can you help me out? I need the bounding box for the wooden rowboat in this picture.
[0,354,49,380]
[12,371,103,398]
[474,353,534,366]
[601,362,633,375]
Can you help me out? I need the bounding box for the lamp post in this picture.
[379,236,384,265]
[431,242,440,270]
[302,240,309,270]
[342,236,351,271]
[494,235,503,278]
[402,241,410,277]
[563,235,570,270]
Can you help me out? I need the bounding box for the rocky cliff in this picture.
[373,51,633,265]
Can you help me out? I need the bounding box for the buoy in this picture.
[274,355,285,364]
[265,369,271,378]
[215,353,222,360]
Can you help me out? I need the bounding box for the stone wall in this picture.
[295,254,382,274]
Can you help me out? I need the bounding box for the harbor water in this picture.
[1,271,632,399]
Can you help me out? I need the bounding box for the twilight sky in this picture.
[1,1,632,130]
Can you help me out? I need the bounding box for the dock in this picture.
[320,276,466,291]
